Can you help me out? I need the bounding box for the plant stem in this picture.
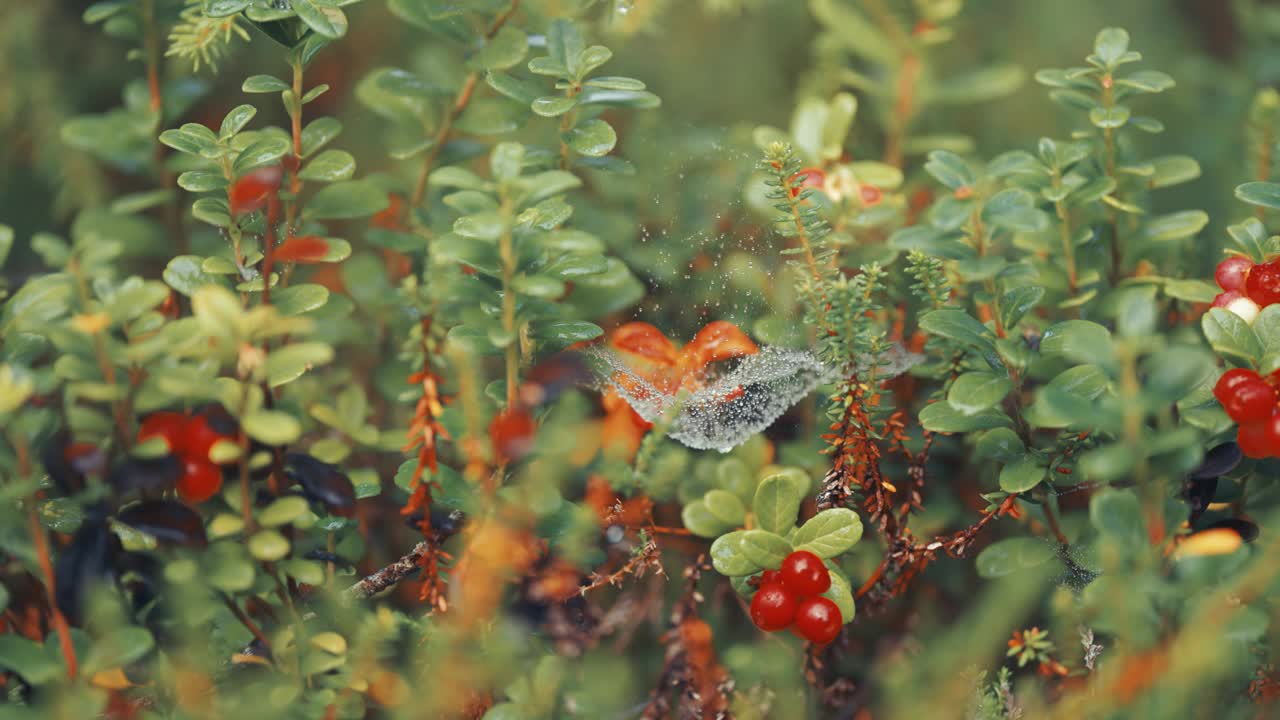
[408,0,522,216]
[1053,171,1078,293]
[499,197,519,410]
[9,432,77,679]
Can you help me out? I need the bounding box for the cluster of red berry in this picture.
[138,411,235,503]
[1211,256,1280,324]
[748,550,844,644]
[1214,369,1280,458]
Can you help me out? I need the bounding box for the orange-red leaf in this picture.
[275,236,331,263]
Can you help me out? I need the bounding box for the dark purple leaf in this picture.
[283,453,355,516]
[1204,517,1259,543]
[1189,443,1242,480]
[54,520,122,625]
[116,501,208,548]
[1183,477,1218,525]
[107,454,182,495]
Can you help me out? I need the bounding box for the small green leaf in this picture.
[242,410,302,446]
[948,372,1012,415]
[304,179,389,219]
[976,537,1056,578]
[531,96,578,117]
[999,456,1046,493]
[681,500,731,538]
[298,149,356,182]
[273,284,330,315]
[710,530,759,576]
[565,118,617,157]
[243,74,290,93]
[703,489,746,527]
[1237,181,1280,210]
[1202,308,1264,366]
[792,509,863,558]
[739,529,792,569]
[248,529,291,562]
[259,496,310,527]
[752,474,802,535]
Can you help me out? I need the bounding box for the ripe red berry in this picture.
[1246,259,1280,306]
[749,583,798,632]
[758,569,783,586]
[138,412,188,453]
[781,550,831,596]
[1222,378,1276,424]
[859,184,883,206]
[794,596,842,645]
[180,414,231,463]
[177,459,223,504]
[1215,369,1262,405]
[1212,291,1241,308]
[1215,256,1253,292]
[1238,420,1273,459]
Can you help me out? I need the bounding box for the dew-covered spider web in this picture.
[588,343,923,452]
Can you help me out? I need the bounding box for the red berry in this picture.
[781,550,831,596]
[758,569,783,586]
[794,597,842,644]
[1246,260,1280,306]
[1238,420,1272,459]
[1215,369,1262,405]
[1216,256,1253,292]
[177,459,223,504]
[749,584,797,632]
[138,412,188,453]
[180,414,232,463]
[859,184,883,206]
[1222,379,1276,424]
[1212,291,1242,308]
[1263,413,1280,457]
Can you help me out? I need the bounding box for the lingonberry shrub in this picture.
[2,1,1280,718]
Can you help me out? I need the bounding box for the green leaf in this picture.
[1141,211,1208,243]
[919,308,995,348]
[999,456,1046,493]
[976,537,1056,579]
[923,150,975,190]
[1236,182,1280,210]
[298,149,356,182]
[1093,27,1131,67]
[918,402,1011,433]
[981,188,1048,232]
[259,496,310,527]
[681,500,731,538]
[84,626,154,674]
[585,76,645,91]
[1089,106,1130,129]
[1041,320,1115,366]
[470,26,527,71]
[1201,308,1264,366]
[163,255,218,296]
[233,136,290,176]
[975,427,1025,462]
[792,509,863,558]
[243,74,290,93]
[300,117,342,156]
[739,529,792,568]
[821,564,855,624]
[266,341,334,386]
[948,372,1012,415]
[304,179,389,219]
[292,0,344,38]
[531,96,577,117]
[0,634,61,685]
[710,531,759,576]
[273,284,330,315]
[1148,155,1200,188]
[220,104,257,139]
[1090,488,1144,542]
[752,474,802,535]
[248,529,291,562]
[565,118,617,157]
[243,410,302,446]
[1117,70,1174,93]
[999,286,1045,329]
[702,490,746,527]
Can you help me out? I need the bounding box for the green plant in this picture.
[4,1,1280,718]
